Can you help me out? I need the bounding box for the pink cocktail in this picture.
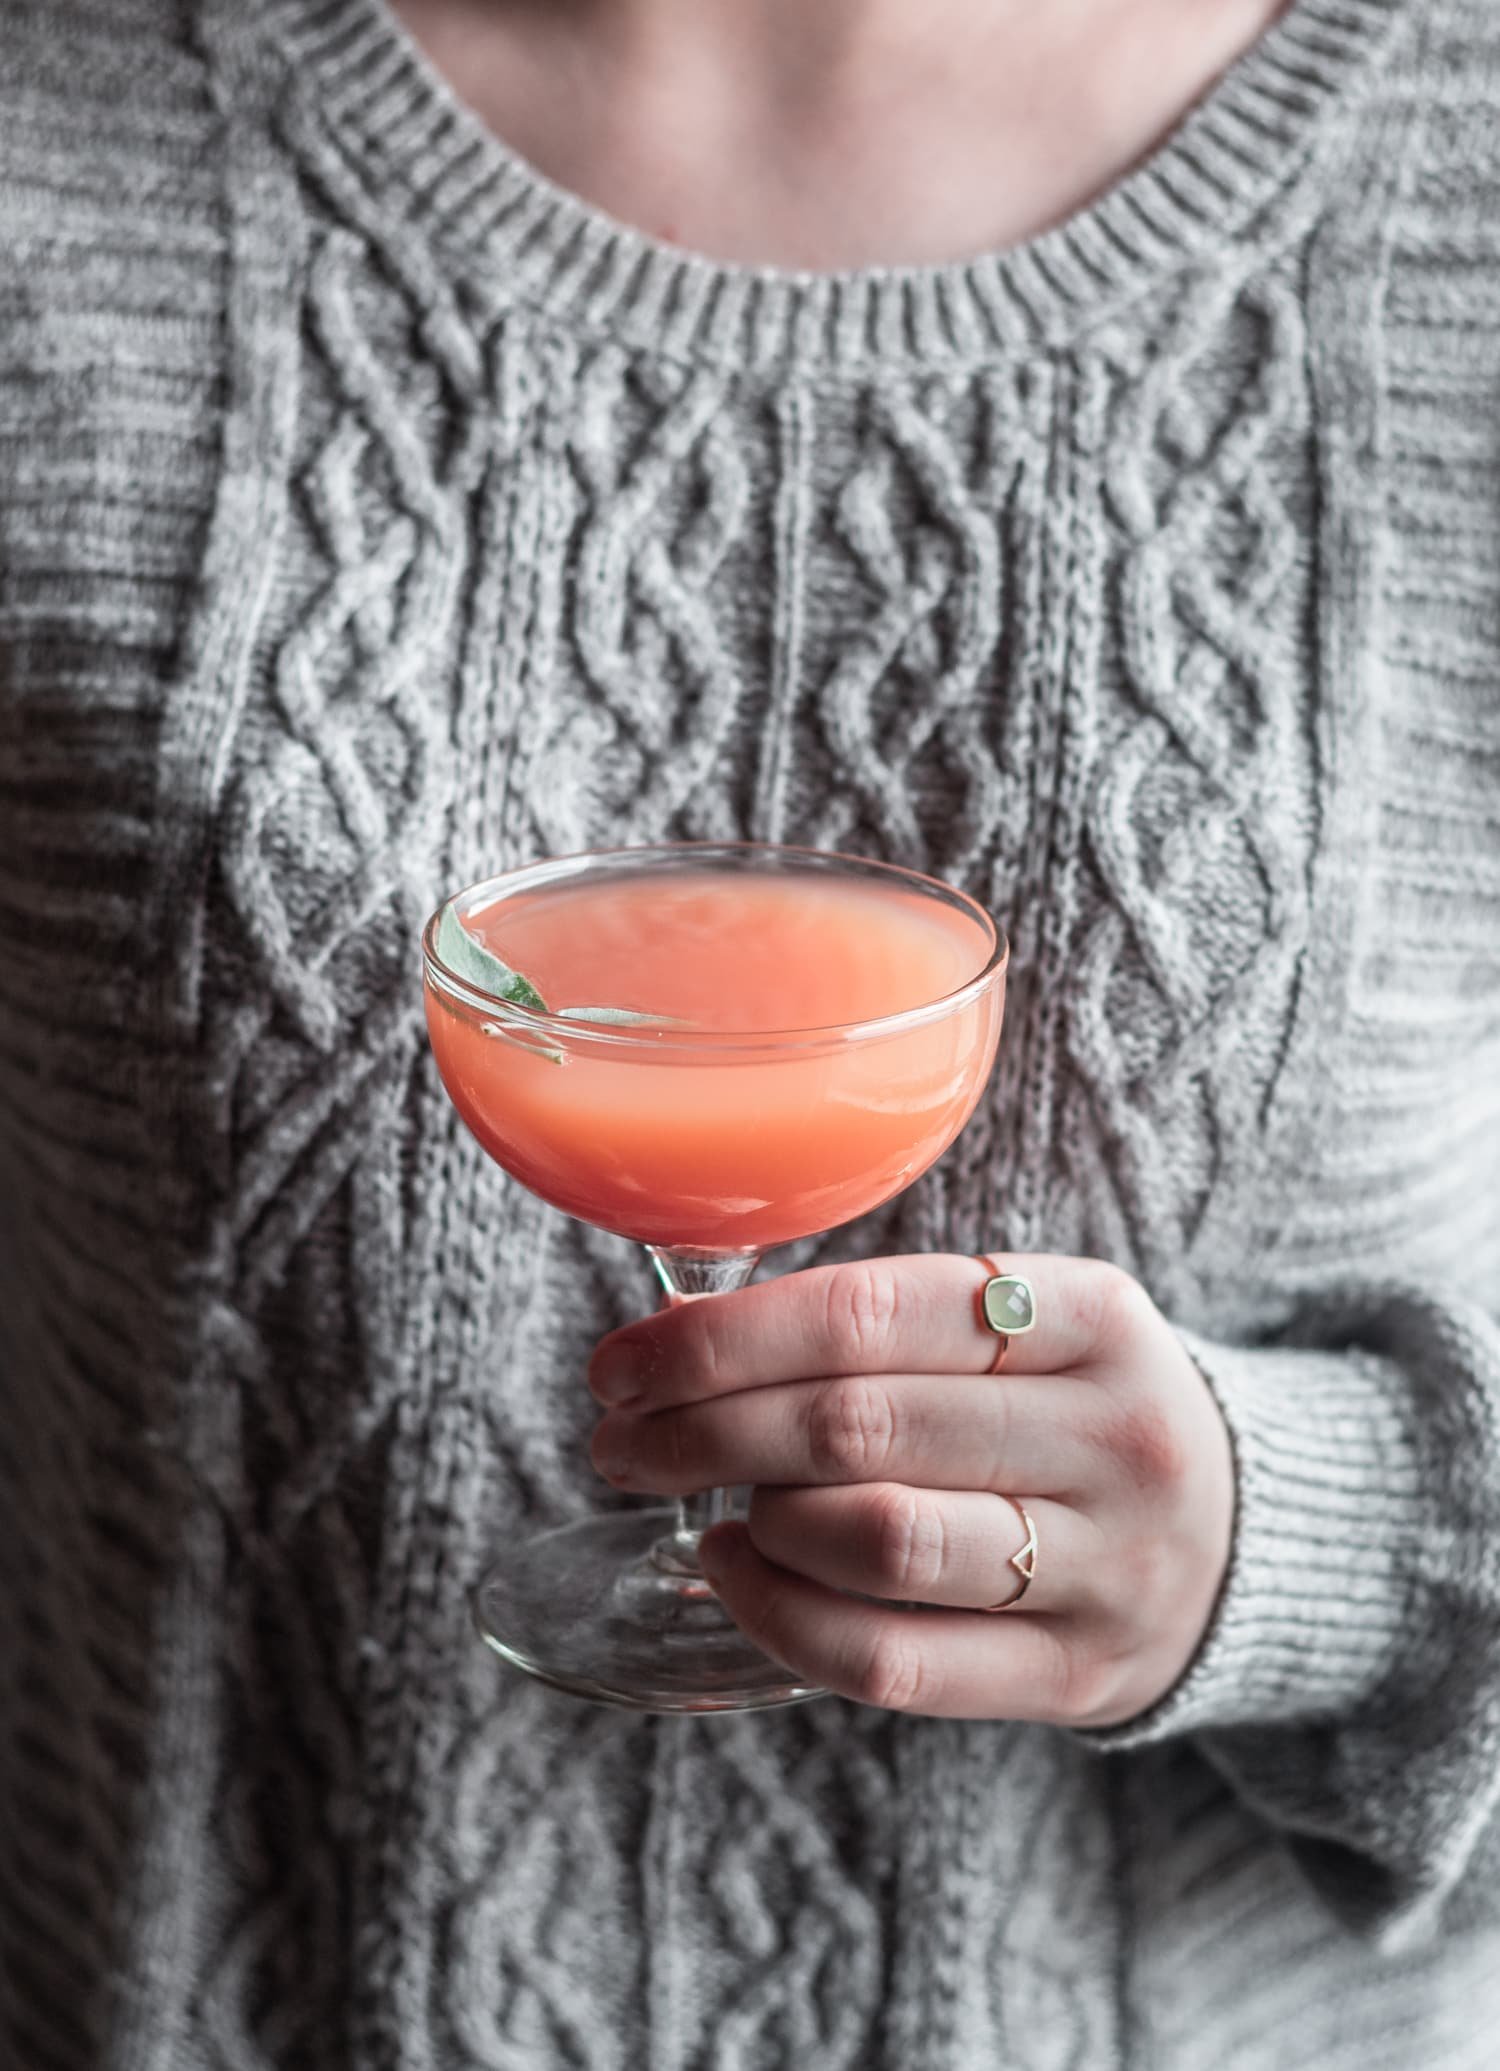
[422,844,1008,1712]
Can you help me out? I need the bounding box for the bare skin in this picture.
[386,0,1272,1722]
[389,0,1289,268]
[587,1255,1234,1725]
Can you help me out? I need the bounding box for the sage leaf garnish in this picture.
[436,907,693,1037]
[556,1005,694,1027]
[437,904,548,1011]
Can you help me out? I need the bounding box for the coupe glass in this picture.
[421,843,1008,1712]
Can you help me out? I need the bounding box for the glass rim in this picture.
[421,841,1009,1054]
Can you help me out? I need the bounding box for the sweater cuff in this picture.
[1089,1330,1424,1748]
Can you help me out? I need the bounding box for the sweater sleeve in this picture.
[1085,1288,1500,1948]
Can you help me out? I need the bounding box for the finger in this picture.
[698,1524,1103,1723]
[746,1485,1091,1614]
[588,1252,1141,1408]
[592,1372,1108,1500]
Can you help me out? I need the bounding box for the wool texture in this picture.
[2,1,1500,2065]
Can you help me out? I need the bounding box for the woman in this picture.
[1,0,1497,2063]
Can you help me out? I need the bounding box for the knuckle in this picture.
[825,1260,902,1373]
[1114,1528,1172,1609]
[1080,1260,1157,1355]
[853,1627,929,1713]
[684,1308,730,1393]
[808,1378,895,1481]
[864,1485,946,1598]
[1099,1401,1189,1493]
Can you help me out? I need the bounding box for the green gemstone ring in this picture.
[975,1261,1037,1373]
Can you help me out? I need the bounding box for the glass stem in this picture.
[645,1244,762,1580]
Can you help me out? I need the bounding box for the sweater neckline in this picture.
[263,0,1409,372]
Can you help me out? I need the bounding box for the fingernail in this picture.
[591,1422,634,1483]
[590,1343,644,1407]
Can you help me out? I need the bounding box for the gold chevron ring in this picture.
[979,1498,1038,1613]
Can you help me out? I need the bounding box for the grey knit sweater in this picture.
[3,0,1500,2065]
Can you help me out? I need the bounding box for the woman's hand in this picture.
[587,1255,1235,1726]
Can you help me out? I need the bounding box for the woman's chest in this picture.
[204,253,1333,1286]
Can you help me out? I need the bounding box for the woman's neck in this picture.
[387,0,1292,269]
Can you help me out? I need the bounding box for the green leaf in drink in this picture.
[435,904,692,1035]
[437,903,549,1009]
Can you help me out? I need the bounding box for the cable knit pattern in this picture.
[3,1,1500,2067]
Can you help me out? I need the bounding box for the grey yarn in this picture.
[2,0,1500,2065]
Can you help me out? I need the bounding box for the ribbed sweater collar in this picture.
[261,0,1412,371]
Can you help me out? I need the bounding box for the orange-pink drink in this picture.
[425,867,1002,1250]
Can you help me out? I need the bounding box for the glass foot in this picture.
[471,1508,827,1714]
